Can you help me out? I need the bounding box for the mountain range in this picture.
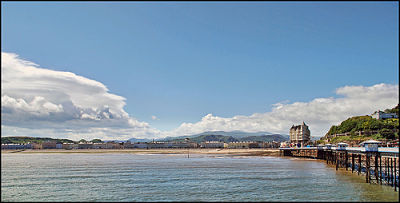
[128,130,289,143]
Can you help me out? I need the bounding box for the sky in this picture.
[1,2,399,140]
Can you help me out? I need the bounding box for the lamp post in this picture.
[185,138,190,158]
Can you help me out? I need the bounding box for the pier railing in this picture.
[279,147,399,192]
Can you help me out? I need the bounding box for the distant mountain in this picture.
[160,130,278,141]
[239,134,288,142]
[164,134,239,143]
[158,131,289,143]
[193,130,275,138]
[127,137,152,143]
[103,140,126,143]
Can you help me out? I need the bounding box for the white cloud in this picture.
[164,83,398,137]
[151,115,159,120]
[1,52,128,120]
[1,52,161,140]
[2,52,398,140]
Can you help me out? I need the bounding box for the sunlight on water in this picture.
[1,153,398,202]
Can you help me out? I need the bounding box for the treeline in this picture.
[380,104,399,114]
[1,137,104,144]
[1,137,75,144]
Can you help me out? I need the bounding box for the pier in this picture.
[279,145,399,191]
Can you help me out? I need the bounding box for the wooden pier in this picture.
[279,146,399,191]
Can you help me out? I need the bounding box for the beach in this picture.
[1,148,281,156]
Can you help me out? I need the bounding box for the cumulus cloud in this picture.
[2,52,128,121]
[151,115,159,120]
[2,52,398,140]
[165,83,399,137]
[1,52,161,140]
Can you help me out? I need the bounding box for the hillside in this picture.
[1,136,75,144]
[319,105,399,144]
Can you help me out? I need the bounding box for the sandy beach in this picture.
[1,148,280,156]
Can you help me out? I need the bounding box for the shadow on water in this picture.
[326,165,399,202]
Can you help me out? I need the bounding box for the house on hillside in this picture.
[371,111,398,120]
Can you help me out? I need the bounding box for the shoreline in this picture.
[1,148,281,156]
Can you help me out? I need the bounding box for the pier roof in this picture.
[359,140,381,146]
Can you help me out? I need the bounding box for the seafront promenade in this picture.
[1,148,281,156]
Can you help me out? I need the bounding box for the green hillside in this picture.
[1,136,75,144]
[319,105,399,144]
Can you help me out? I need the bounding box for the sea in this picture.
[1,153,399,202]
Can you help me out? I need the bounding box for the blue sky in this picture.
[1,2,399,139]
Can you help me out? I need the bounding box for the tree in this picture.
[379,128,395,139]
[91,139,103,143]
[79,139,87,143]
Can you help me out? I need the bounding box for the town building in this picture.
[105,142,123,149]
[289,122,311,147]
[92,143,107,149]
[261,141,280,148]
[32,143,43,149]
[56,143,63,149]
[62,143,75,149]
[371,111,398,120]
[227,141,259,149]
[42,141,57,149]
[78,143,94,149]
[1,143,32,150]
[133,142,148,149]
[200,141,227,148]
[123,141,135,149]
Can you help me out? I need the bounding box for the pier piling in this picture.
[366,153,370,183]
[374,153,378,183]
[394,158,397,192]
[279,146,398,191]
[379,155,382,185]
[390,158,393,187]
[336,152,339,171]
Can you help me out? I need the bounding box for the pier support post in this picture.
[352,153,355,173]
[326,151,328,164]
[358,154,362,175]
[394,158,397,192]
[345,151,348,171]
[379,155,382,185]
[386,157,388,183]
[366,153,370,183]
[390,158,393,187]
[336,152,339,171]
[374,153,379,184]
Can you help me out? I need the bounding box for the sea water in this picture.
[1,153,398,202]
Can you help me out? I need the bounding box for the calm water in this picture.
[1,153,398,202]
